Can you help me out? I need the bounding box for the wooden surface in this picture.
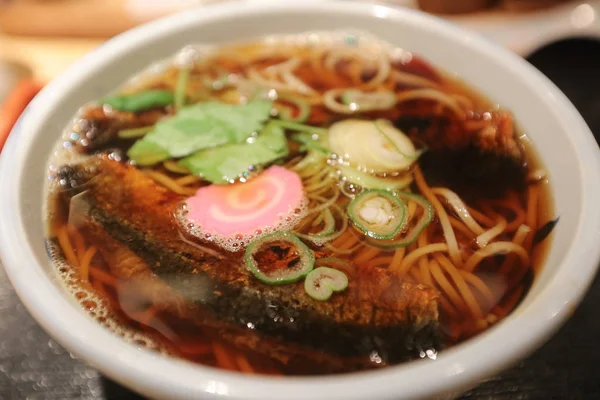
[0,0,169,38]
[0,35,102,82]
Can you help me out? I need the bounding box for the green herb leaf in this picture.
[174,67,191,111]
[291,132,331,155]
[100,89,174,112]
[128,140,171,167]
[127,100,273,165]
[179,123,288,183]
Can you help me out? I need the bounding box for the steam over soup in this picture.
[45,32,555,375]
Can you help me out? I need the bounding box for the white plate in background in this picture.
[349,0,600,56]
[1,0,598,85]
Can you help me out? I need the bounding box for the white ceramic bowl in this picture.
[359,0,600,57]
[1,2,600,399]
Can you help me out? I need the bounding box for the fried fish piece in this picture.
[395,109,527,196]
[56,159,440,367]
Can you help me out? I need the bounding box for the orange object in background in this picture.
[0,0,136,37]
[0,79,43,152]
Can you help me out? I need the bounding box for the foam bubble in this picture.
[176,196,309,252]
[42,29,402,358]
[47,241,163,353]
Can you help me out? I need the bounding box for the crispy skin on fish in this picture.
[75,226,370,373]
[57,159,440,368]
[69,106,169,154]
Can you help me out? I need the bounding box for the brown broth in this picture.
[45,34,555,375]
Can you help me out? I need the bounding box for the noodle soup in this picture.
[44,32,555,375]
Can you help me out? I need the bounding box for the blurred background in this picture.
[1,1,599,106]
[0,1,598,86]
[1,1,600,399]
[5,0,598,148]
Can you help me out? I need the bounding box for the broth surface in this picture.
[45,32,554,375]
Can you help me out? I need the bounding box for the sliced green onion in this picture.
[315,257,355,278]
[328,119,418,173]
[291,132,331,155]
[276,94,311,123]
[311,211,325,226]
[295,204,347,246]
[271,119,328,136]
[374,119,424,160]
[340,89,397,111]
[205,71,231,91]
[295,209,334,241]
[367,192,434,248]
[312,209,336,237]
[348,189,407,240]
[174,67,191,110]
[291,150,328,172]
[117,126,155,139]
[324,88,396,114]
[100,89,174,112]
[245,232,314,285]
[324,241,363,255]
[250,87,272,102]
[339,165,412,191]
[304,267,349,301]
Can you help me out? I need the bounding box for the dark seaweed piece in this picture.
[533,217,560,246]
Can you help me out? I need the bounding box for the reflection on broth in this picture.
[44,32,555,375]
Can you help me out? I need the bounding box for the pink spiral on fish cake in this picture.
[185,166,305,239]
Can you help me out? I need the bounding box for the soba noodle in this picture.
[45,31,554,375]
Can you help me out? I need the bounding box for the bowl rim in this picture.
[1,1,600,399]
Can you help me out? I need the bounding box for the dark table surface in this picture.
[1,38,599,400]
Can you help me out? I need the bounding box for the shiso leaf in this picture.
[127,140,171,167]
[100,89,174,112]
[127,100,273,164]
[179,123,289,184]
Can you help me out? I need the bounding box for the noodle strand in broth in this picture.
[45,31,555,375]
